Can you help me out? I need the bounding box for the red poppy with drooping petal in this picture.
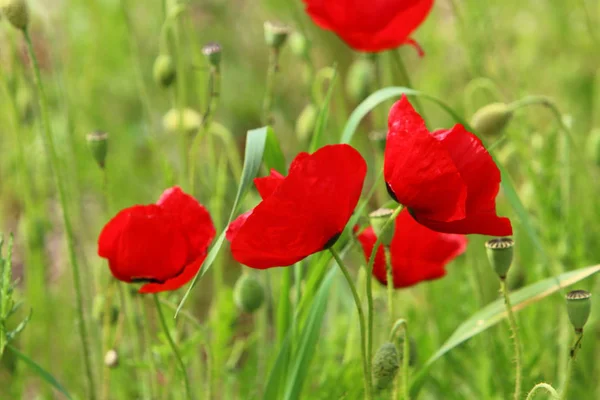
[302,0,434,53]
[228,144,367,269]
[98,187,215,293]
[384,95,512,236]
[356,209,467,288]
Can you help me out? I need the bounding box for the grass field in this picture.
[1,0,600,399]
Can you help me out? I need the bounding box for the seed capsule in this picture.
[233,274,265,313]
[471,103,513,137]
[153,54,176,88]
[485,237,514,280]
[86,131,108,169]
[566,290,591,333]
[1,0,29,30]
[264,21,290,50]
[372,342,399,391]
[202,42,222,67]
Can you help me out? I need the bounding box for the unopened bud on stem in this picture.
[153,54,176,88]
[234,274,265,313]
[372,342,399,391]
[1,0,29,30]
[471,103,513,137]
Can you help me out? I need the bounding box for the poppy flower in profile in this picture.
[356,209,467,288]
[98,187,215,293]
[302,0,434,53]
[384,95,512,237]
[227,144,367,269]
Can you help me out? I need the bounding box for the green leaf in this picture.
[176,127,269,317]
[8,345,73,399]
[309,66,338,152]
[263,334,292,400]
[410,264,600,397]
[263,126,287,174]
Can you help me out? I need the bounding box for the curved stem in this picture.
[390,319,410,400]
[153,294,193,400]
[500,279,523,400]
[329,248,372,400]
[23,29,97,400]
[525,383,559,400]
[560,331,584,400]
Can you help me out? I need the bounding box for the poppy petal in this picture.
[385,96,468,222]
[417,213,513,237]
[226,210,253,242]
[254,169,285,200]
[230,144,366,269]
[138,253,206,294]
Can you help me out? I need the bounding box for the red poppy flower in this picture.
[356,209,467,288]
[228,144,367,269]
[302,0,434,53]
[98,187,215,293]
[384,95,512,236]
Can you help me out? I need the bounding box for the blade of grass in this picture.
[309,65,338,152]
[264,126,287,174]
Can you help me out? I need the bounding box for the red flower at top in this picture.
[227,144,367,269]
[356,209,467,288]
[384,96,512,236]
[302,0,434,53]
[98,187,215,293]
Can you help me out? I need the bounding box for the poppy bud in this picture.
[86,131,108,169]
[565,290,591,333]
[295,103,318,142]
[586,129,600,166]
[264,21,290,50]
[162,108,202,136]
[372,342,399,391]
[104,349,119,368]
[233,274,265,313]
[202,42,222,67]
[485,237,514,280]
[346,57,375,103]
[369,208,395,247]
[470,103,513,137]
[1,0,29,30]
[395,331,418,367]
[289,32,309,59]
[153,54,176,88]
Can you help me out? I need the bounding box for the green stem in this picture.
[365,206,403,388]
[153,294,193,400]
[262,49,280,125]
[560,331,584,400]
[329,248,372,400]
[23,29,97,400]
[525,383,559,400]
[384,247,394,328]
[390,320,410,400]
[500,279,523,400]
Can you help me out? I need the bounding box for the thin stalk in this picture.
[390,320,410,400]
[262,48,280,125]
[500,279,523,400]
[384,247,394,328]
[329,248,372,400]
[23,29,97,400]
[390,50,425,117]
[525,383,559,400]
[559,331,584,400]
[153,294,193,400]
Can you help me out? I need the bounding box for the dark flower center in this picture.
[385,182,399,203]
[322,232,342,250]
[131,277,163,284]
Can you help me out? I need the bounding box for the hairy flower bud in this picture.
[86,131,108,169]
[566,290,591,333]
[153,54,176,88]
[346,57,375,103]
[471,103,513,137]
[233,274,265,313]
[372,342,399,391]
[1,0,29,30]
[395,331,418,367]
[295,103,318,142]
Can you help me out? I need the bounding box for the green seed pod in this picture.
[395,332,418,367]
[295,103,318,142]
[162,108,202,136]
[153,54,176,88]
[104,349,119,368]
[485,237,514,280]
[233,274,265,313]
[1,0,29,30]
[471,103,513,137]
[289,31,309,59]
[202,42,222,67]
[346,57,375,103]
[586,129,600,166]
[369,208,395,247]
[566,290,591,333]
[372,342,399,391]
[86,131,108,169]
[264,21,290,50]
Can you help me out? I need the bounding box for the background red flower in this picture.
[98,187,215,293]
[356,209,467,288]
[303,0,434,52]
[384,95,512,236]
[228,144,366,269]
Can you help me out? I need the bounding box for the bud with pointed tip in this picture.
[153,54,176,88]
[264,21,290,50]
[566,290,591,333]
[233,274,264,313]
[202,42,222,68]
[86,131,108,169]
[372,342,399,391]
[295,103,318,142]
[471,103,513,137]
[485,237,514,280]
[1,0,29,30]
[369,208,395,247]
[346,57,375,103]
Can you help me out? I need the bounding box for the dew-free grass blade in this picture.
[264,126,287,174]
[176,127,269,317]
[410,264,600,398]
[8,345,73,400]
